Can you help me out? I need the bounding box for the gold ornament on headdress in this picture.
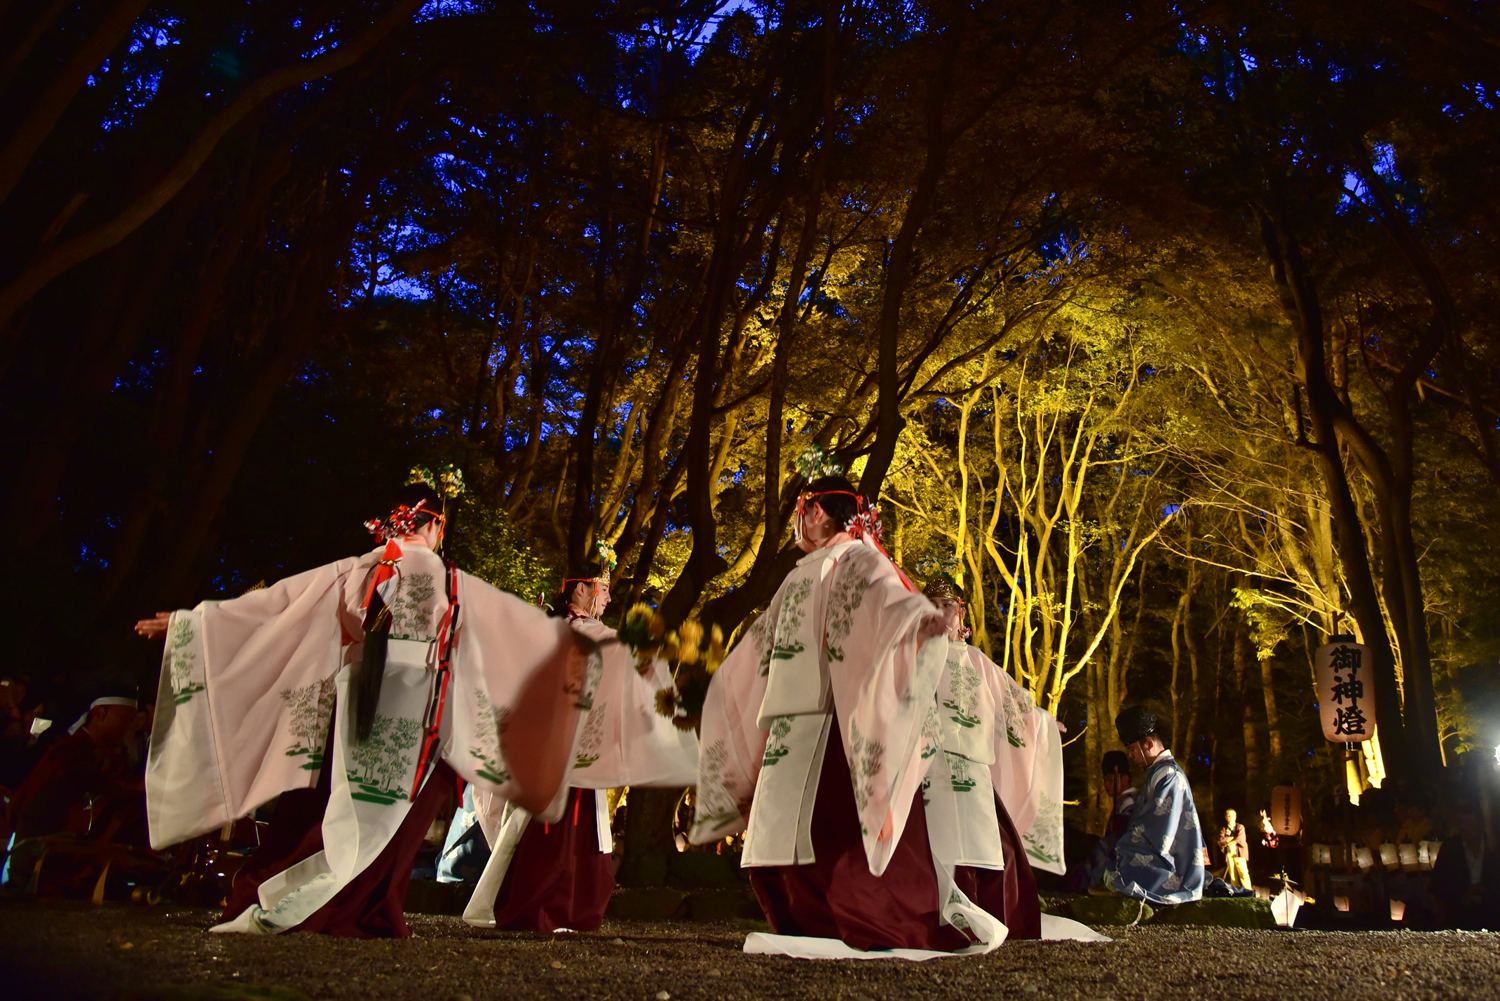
[922,574,967,603]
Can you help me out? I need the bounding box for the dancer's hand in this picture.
[134,612,172,638]
[917,614,949,643]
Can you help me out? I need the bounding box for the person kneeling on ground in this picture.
[1091,706,1205,906]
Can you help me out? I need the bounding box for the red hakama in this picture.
[490,787,615,932]
[747,726,1040,950]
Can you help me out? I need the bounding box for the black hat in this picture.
[1115,705,1160,747]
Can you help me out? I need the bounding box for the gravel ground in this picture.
[4,901,1499,1001]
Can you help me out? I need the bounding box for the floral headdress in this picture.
[918,556,970,639]
[406,463,467,499]
[794,445,886,543]
[363,499,436,542]
[362,464,466,542]
[563,541,619,592]
[595,541,618,579]
[918,555,967,602]
[795,443,845,481]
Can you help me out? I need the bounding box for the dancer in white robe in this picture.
[463,549,698,932]
[135,482,595,936]
[690,474,982,952]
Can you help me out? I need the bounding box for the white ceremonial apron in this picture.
[740,713,834,866]
[226,639,438,933]
[923,750,1004,870]
[740,544,854,868]
[924,640,1004,870]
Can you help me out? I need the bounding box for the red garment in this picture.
[955,789,1041,941]
[220,762,456,938]
[491,787,615,932]
[748,725,1040,950]
[11,730,138,840]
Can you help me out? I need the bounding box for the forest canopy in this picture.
[2,0,1497,826]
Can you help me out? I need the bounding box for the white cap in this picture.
[67,696,138,734]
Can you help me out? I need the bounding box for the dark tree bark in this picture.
[0,0,152,206]
[1258,205,1418,780]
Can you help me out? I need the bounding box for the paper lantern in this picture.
[1379,842,1399,870]
[1334,895,1351,912]
[1315,637,1374,742]
[1269,786,1302,836]
[1420,841,1440,870]
[1398,843,1419,872]
[1390,899,1407,921]
[1354,846,1374,871]
[1312,843,1333,866]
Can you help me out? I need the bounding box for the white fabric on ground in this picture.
[741,915,1109,959]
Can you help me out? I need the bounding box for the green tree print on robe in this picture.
[824,560,876,663]
[1023,789,1063,865]
[846,719,885,835]
[948,752,978,793]
[920,704,942,761]
[762,716,794,766]
[346,714,421,804]
[389,572,437,641]
[467,691,511,786]
[280,677,336,769]
[693,739,740,832]
[744,604,777,677]
[1004,683,1034,748]
[771,580,813,661]
[943,653,983,730]
[167,616,205,705]
[574,699,606,770]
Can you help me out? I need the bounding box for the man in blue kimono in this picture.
[1098,706,1205,905]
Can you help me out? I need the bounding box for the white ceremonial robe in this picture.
[691,540,949,877]
[145,540,596,932]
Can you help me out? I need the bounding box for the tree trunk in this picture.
[0,0,152,206]
[1259,206,1412,780]
[1260,651,1282,777]
[1235,598,1261,804]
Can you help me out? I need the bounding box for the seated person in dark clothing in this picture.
[1072,750,1136,890]
[1100,751,1135,842]
[0,674,44,792]
[1430,807,1500,930]
[9,695,144,843]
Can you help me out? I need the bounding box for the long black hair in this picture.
[353,482,447,743]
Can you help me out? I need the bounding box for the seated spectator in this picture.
[1430,807,1500,930]
[1101,750,1136,842]
[1073,750,1136,890]
[0,674,44,791]
[436,784,491,884]
[9,694,145,843]
[1092,706,1206,905]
